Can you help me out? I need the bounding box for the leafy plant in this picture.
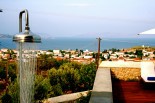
[79,63,96,90]
[34,75,52,101]
[7,80,19,103]
[77,91,91,103]
[1,93,12,103]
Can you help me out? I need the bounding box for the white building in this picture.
[53,50,60,55]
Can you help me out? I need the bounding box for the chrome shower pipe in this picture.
[19,9,29,32]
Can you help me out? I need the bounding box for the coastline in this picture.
[1,38,155,51]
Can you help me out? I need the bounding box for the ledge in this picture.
[44,91,90,103]
[89,67,113,103]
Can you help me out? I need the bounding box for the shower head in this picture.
[13,9,41,43]
[13,30,41,43]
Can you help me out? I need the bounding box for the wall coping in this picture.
[44,91,90,103]
[89,67,113,103]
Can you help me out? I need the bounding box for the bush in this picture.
[49,62,96,93]
[0,61,17,82]
[0,67,6,79]
[0,82,5,90]
[77,91,91,103]
[79,63,96,90]
[1,75,53,103]
[52,83,63,96]
[7,80,19,103]
[34,75,52,101]
[1,93,12,103]
[8,64,17,82]
[49,64,81,93]
[1,61,97,102]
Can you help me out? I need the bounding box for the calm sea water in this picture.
[1,38,155,51]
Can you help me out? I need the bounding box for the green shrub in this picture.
[35,75,52,101]
[52,83,63,96]
[8,64,17,82]
[79,63,96,90]
[0,67,6,79]
[49,65,81,93]
[0,82,5,90]
[77,91,91,103]
[7,80,19,103]
[1,93,12,103]
[49,62,96,93]
[1,61,97,102]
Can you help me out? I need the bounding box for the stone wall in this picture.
[111,67,141,81]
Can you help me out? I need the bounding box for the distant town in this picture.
[1,45,155,63]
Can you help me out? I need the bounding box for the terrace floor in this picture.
[112,80,155,103]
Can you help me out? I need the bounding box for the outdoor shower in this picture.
[13,9,41,103]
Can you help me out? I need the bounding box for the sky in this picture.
[0,0,155,38]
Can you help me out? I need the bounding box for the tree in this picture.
[124,51,134,55]
[8,63,17,82]
[101,56,106,61]
[49,62,81,93]
[51,83,63,96]
[48,68,60,86]
[102,49,108,53]
[47,50,53,52]
[135,50,143,59]
[59,62,81,70]
[60,68,80,92]
[38,55,59,70]
[76,49,78,53]
[7,80,19,103]
[79,63,96,91]
[0,66,6,79]
[2,75,53,103]
[34,75,52,102]
[92,53,96,58]
[80,50,84,55]
[153,51,155,55]
[111,48,117,53]
[2,61,97,102]
[6,49,16,59]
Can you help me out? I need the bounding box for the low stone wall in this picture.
[89,68,113,103]
[44,91,90,103]
[111,67,141,81]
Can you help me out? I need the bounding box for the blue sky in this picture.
[0,0,155,38]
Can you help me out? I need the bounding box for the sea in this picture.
[1,37,155,51]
